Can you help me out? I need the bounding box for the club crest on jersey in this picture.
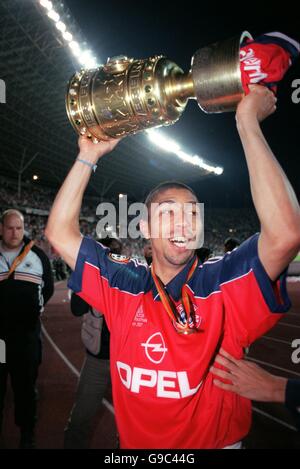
[108,253,130,264]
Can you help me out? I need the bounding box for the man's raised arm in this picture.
[45,136,120,270]
[236,84,300,281]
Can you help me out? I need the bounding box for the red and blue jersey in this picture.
[240,31,300,94]
[68,233,290,448]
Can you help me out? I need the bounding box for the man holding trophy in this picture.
[45,32,300,448]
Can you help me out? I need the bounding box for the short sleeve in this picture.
[218,233,291,346]
[67,236,147,325]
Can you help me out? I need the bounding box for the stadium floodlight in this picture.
[78,49,97,68]
[47,9,60,22]
[79,50,93,61]
[69,40,81,57]
[84,57,97,68]
[71,48,82,58]
[214,167,224,175]
[147,131,181,154]
[38,0,100,68]
[62,31,72,42]
[69,40,80,51]
[56,21,66,32]
[38,1,222,174]
[40,0,53,10]
[146,129,223,175]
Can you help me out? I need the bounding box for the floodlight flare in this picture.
[146,129,223,175]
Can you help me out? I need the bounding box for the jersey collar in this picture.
[152,255,198,302]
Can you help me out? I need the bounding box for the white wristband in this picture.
[76,158,97,173]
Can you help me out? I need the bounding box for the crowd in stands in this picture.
[0,176,261,278]
[0,175,54,211]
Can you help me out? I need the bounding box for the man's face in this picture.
[1,215,24,250]
[146,188,202,269]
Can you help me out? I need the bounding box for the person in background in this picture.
[143,239,152,266]
[195,247,212,263]
[224,237,240,253]
[64,237,122,449]
[53,256,67,280]
[211,348,300,431]
[0,209,53,449]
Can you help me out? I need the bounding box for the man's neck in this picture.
[0,240,24,253]
[151,260,188,285]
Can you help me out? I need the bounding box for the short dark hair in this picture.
[224,237,240,252]
[99,237,122,249]
[143,181,198,220]
[196,247,212,263]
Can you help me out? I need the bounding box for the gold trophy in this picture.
[66,31,252,142]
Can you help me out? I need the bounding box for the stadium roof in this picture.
[0,0,219,202]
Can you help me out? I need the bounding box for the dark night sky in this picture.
[67,1,300,207]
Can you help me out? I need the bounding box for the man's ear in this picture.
[139,219,150,240]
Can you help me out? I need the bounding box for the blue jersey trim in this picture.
[220,233,290,313]
[191,234,291,313]
[68,236,93,293]
[68,234,291,314]
[68,236,150,295]
[250,250,291,313]
[242,33,299,63]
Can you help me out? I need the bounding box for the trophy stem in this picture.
[164,72,195,104]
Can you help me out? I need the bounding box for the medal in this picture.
[151,258,199,335]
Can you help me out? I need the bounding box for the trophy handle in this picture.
[191,31,253,113]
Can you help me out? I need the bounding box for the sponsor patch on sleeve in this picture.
[108,253,130,264]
